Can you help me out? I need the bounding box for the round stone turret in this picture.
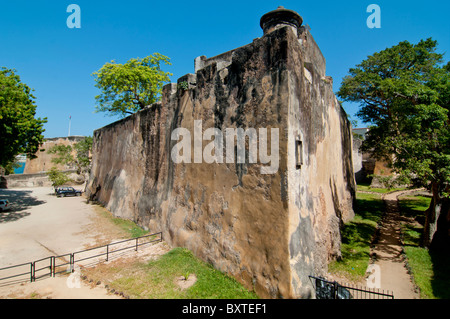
[260,6,303,37]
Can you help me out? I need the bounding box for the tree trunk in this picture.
[424,183,450,250]
[430,197,450,251]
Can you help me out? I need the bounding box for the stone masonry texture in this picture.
[86,8,355,299]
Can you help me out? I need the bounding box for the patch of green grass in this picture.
[403,245,450,299]
[329,192,384,281]
[107,248,258,299]
[401,223,423,246]
[110,217,149,238]
[398,195,450,299]
[356,184,407,194]
[95,205,149,238]
[329,242,371,280]
[352,192,385,223]
[404,247,450,299]
[403,246,434,298]
[398,194,429,247]
[400,195,431,211]
[398,195,430,222]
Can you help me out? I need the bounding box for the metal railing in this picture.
[0,232,162,286]
[0,262,34,285]
[309,276,394,299]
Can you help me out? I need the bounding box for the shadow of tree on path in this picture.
[0,189,46,223]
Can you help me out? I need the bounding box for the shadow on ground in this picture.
[0,189,46,223]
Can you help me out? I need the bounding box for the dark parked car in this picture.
[56,187,82,198]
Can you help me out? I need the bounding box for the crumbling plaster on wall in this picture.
[283,27,355,298]
[86,19,355,298]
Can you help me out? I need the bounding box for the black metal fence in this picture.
[309,276,394,299]
[0,232,162,286]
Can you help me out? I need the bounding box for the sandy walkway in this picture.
[0,186,167,299]
[0,187,98,266]
[367,190,420,299]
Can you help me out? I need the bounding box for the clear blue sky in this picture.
[1,0,448,138]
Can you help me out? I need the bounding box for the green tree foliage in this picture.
[0,67,47,169]
[48,144,73,166]
[92,53,172,118]
[74,136,93,171]
[48,136,93,174]
[1,158,21,175]
[46,166,71,189]
[338,38,450,249]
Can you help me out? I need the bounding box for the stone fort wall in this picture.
[86,8,355,298]
[23,136,85,174]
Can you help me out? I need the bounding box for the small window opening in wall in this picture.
[295,139,303,169]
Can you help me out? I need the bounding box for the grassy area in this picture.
[93,204,149,238]
[398,194,450,299]
[330,190,449,299]
[328,192,385,281]
[84,247,258,299]
[107,215,149,238]
[85,205,257,299]
[356,182,408,194]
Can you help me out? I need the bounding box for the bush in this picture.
[46,167,70,188]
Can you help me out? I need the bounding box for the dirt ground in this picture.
[0,186,424,299]
[326,189,423,299]
[0,186,169,299]
[368,190,421,299]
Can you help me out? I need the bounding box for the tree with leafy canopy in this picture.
[338,38,450,250]
[92,53,172,118]
[46,166,71,189]
[1,158,22,175]
[48,136,93,175]
[0,67,47,171]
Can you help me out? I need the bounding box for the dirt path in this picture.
[367,190,420,299]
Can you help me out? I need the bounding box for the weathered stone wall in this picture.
[1,170,80,189]
[284,26,355,297]
[24,136,85,174]
[352,138,364,183]
[88,99,177,222]
[86,23,355,298]
[1,172,52,188]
